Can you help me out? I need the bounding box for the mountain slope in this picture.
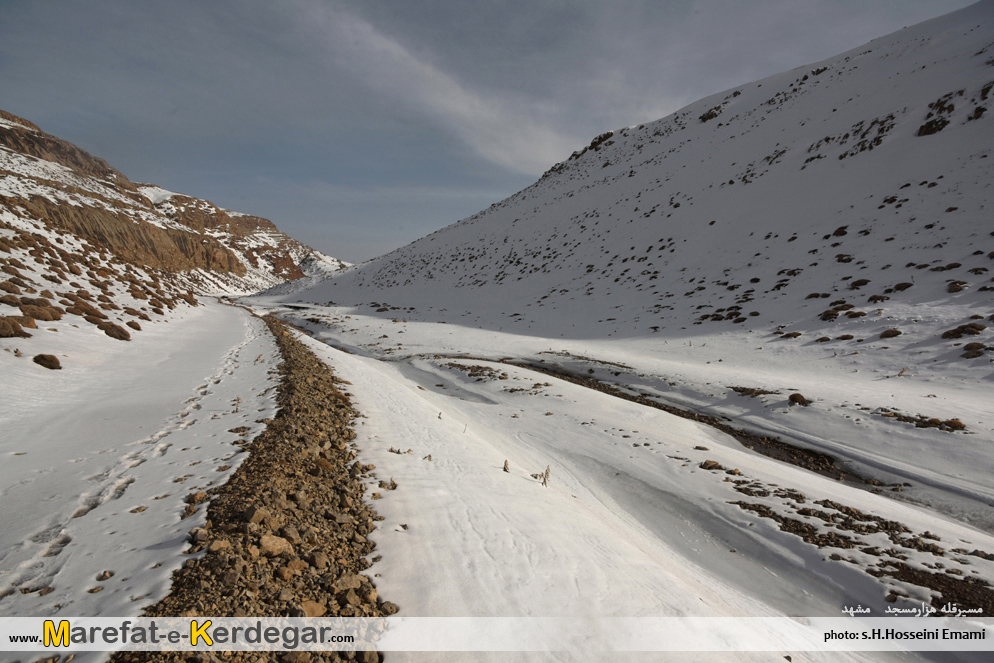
[254,1,994,534]
[135,183,348,293]
[235,5,994,632]
[0,108,346,298]
[302,0,993,365]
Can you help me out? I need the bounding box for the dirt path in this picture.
[111,315,391,663]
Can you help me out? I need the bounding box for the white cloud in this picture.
[290,0,582,175]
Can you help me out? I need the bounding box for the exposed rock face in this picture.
[0,109,120,181]
[139,187,346,288]
[0,108,346,296]
[0,110,247,277]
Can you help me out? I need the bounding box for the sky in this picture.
[0,0,978,263]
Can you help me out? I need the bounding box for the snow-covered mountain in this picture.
[241,2,994,633]
[305,0,993,368]
[135,184,348,294]
[0,109,346,299]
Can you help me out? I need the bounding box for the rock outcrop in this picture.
[0,108,346,297]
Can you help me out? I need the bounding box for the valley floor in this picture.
[2,299,992,662]
[243,297,994,662]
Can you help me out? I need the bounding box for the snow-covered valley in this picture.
[240,3,994,657]
[0,302,280,618]
[227,297,993,661]
[3,1,994,661]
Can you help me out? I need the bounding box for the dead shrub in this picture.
[880,329,902,339]
[942,322,986,339]
[961,341,987,358]
[99,322,131,341]
[178,292,198,306]
[20,297,52,307]
[32,354,61,370]
[0,294,20,307]
[76,302,106,319]
[781,331,802,339]
[19,305,62,322]
[126,320,142,331]
[0,317,31,338]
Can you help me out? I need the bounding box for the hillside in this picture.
[0,108,345,300]
[302,1,993,360]
[264,1,994,522]
[1,107,347,370]
[239,3,994,640]
[0,110,349,630]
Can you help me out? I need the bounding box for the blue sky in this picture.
[0,0,977,262]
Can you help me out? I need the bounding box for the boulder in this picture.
[243,505,270,524]
[258,534,293,557]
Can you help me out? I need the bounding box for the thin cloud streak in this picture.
[0,0,978,261]
[290,0,582,175]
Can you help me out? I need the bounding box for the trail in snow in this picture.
[0,302,280,621]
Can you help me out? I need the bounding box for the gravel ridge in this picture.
[110,314,391,663]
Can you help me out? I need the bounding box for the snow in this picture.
[255,0,994,532]
[223,307,993,662]
[2,2,993,661]
[136,185,179,205]
[0,117,33,132]
[0,303,280,624]
[236,4,994,659]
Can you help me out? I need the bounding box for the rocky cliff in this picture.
[0,107,345,346]
[0,108,345,297]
